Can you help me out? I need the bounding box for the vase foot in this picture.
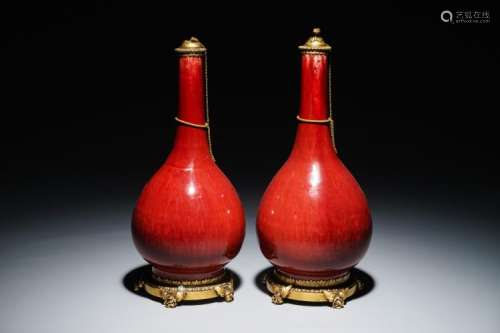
[134,268,234,308]
[265,269,362,309]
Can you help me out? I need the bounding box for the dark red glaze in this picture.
[257,53,372,280]
[132,55,245,280]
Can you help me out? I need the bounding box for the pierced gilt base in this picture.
[265,270,362,309]
[134,269,234,308]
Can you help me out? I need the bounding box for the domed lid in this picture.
[175,37,207,54]
[299,28,332,52]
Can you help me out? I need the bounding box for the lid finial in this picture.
[175,36,207,55]
[299,28,332,52]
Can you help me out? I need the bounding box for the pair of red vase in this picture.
[132,30,372,304]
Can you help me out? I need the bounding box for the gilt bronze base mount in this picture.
[265,269,362,309]
[134,269,234,308]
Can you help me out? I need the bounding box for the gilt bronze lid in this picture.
[175,37,207,55]
[299,28,332,52]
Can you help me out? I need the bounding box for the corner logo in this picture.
[441,10,453,23]
[441,9,490,24]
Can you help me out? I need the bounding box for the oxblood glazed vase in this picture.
[132,38,245,281]
[257,30,372,281]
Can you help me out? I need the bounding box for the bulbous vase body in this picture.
[132,53,245,281]
[257,51,372,280]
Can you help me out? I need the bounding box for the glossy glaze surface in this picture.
[257,53,372,280]
[132,55,245,280]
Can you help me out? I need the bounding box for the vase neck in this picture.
[167,55,212,167]
[292,53,336,156]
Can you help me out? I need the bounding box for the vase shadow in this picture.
[122,265,242,306]
[254,266,376,307]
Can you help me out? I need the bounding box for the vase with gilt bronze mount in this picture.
[132,37,245,308]
[256,29,372,309]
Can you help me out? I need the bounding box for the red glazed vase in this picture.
[257,31,372,280]
[132,38,245,281]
